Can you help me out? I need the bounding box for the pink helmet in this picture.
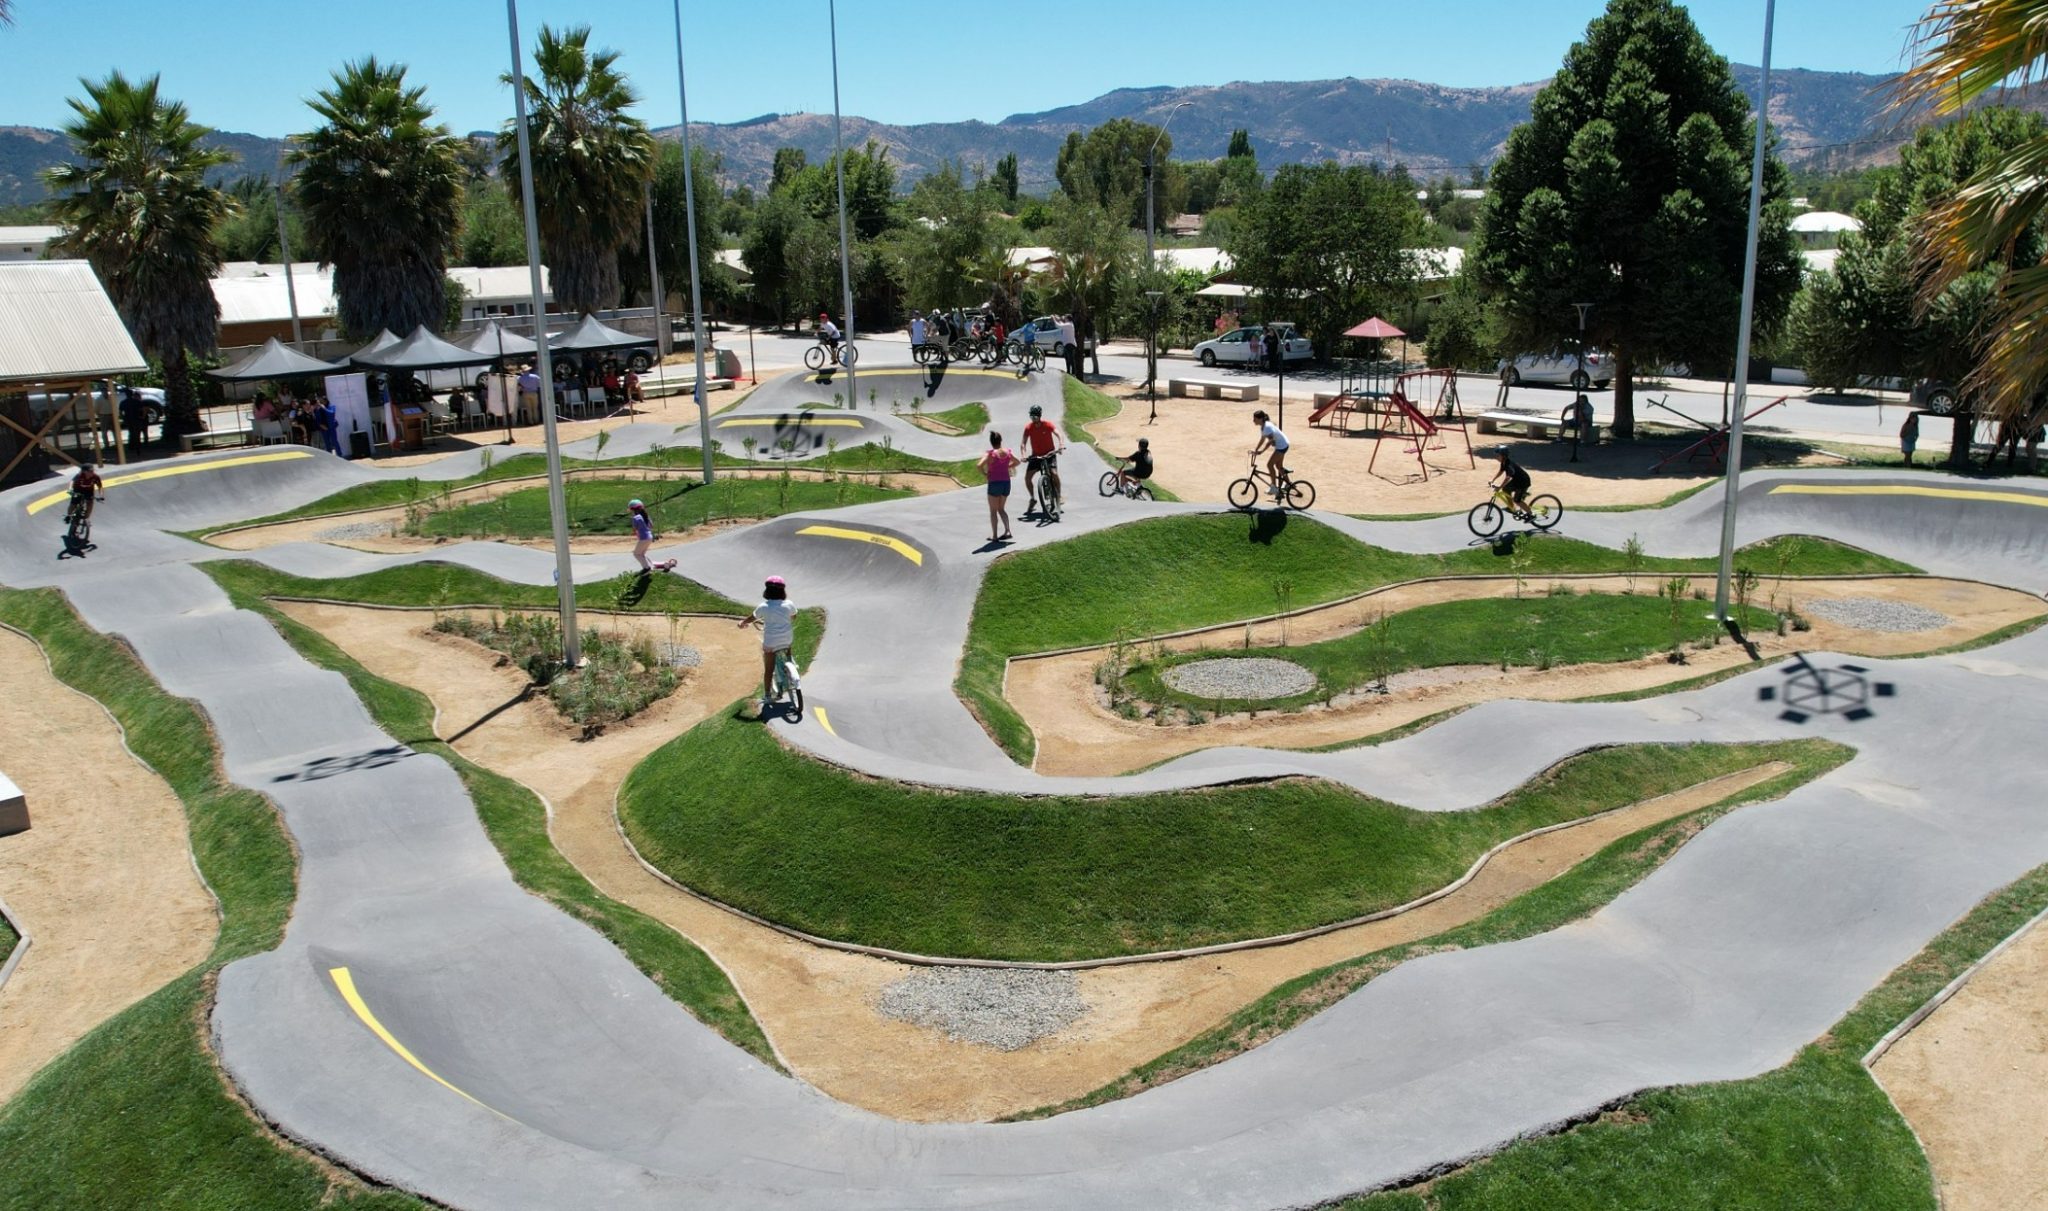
[764,575,786,587]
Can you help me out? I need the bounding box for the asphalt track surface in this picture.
[4,363,2048,1209]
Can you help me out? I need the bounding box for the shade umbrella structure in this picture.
[1343,316,1409,374]
[352,325,497,373]
[463,321,538,360]
[549,312,656,354]
[206,337,344,381]
[347,329,402,363]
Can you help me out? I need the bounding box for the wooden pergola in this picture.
[0,261,148,484]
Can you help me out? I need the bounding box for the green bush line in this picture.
[620,713,1802,963]
[219,583,778,1068]
[1010,738,1849,1119]
[0,588,427,1210]
[957,514,1915,765]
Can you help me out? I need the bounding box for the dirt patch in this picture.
[1013,574,2044,777]
[0,628,218,1103]
[276,601,1812,1122]
[1873,916,2048,1211]
[1082,379,1730,514]
[207,466,962,554]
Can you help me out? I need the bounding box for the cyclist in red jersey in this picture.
[1020,404,1065,517]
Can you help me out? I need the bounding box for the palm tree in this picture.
[1896,0,2048,426]
[291,58,465,339]
[42,71,234,437]
[498,25,655,314]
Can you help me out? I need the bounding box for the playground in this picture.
[3,357,2048,1209]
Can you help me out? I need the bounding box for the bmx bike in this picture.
[804,341,858,372]
[765,647,803,720]
[63,493,97,549]
[1467,487,1563,537]
[1027,454,1063,521]
[1098,464,1154,501]
[1227,460,1315,511]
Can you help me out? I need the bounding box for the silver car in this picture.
[1499,349,1610,390]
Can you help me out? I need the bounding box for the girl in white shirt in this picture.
[1251,409,1290,495]
[738,576,798,713]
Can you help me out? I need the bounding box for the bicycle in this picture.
[1466,487,1563,537]
[912,341,944,367]
[804,341,858,372]
[1006,340,1046,374]
[1027,453,1063,520]
[764,646,804,720]
[1098,463,1155,501]
[63,492,98,549]
[1227,460,1315,511]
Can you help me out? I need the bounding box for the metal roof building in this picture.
[0,260,146,385]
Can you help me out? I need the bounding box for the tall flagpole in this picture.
[506,0,580,667]
[1714,0,1775,625]
[672,0,715,485]
[828,0,858,402]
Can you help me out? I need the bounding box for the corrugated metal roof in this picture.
[0,260,147,384]
[212,266,339,326]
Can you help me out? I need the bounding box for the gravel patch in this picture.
[1163,656,1317,700]
[658,643,701,669]
[876,967,1087,1051]
[315,520,397,542]
[1802,596,1952,633]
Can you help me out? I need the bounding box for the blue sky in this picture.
[1,1,1934,138]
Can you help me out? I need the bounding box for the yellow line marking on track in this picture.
[26,449,315,514]
[328,966,499,1114]
[716,416,866,428]
[794,523,924,566]
[1769,484,2048,509]
[815,707,836,736]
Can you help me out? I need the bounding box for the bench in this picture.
[0,770,26,836]
[1473,409,1600,442]
[1168,377,1260,401]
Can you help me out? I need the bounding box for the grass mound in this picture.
[407,475,909,539]
[958,513,1914,762]
[205,558,745,618]
[620,712,1803,963]
[1123,591,1776,715]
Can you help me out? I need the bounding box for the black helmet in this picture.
[1028,404,1043,418]
[1137,437,1149,449]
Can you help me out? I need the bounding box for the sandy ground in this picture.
[205,467,963,555]
[1012,574,2046,776]
[283,600,1806,1121]
[1873,917,2048,1211]
[1086,380,1733,513]
[0,628,219,1103]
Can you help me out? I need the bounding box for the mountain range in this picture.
[0,67,1962,208]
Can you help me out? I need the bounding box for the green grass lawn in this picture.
[205,557,744,618]
[958,512,1914,763]
[913,400,989,433]
[1127,592,1776,714]
[408,476,910,539]
[210,442,983,534]
[620,714,1804,962]
[0,911,17,965]
[0,588,429,1211]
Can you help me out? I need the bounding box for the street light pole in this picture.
[828,0,858,404]
[1145,290,1163,424]
[505,0,579,668]
[672,0,715,485]
[1142,100,1190,399]
[1714,0,1776,625]
[644,182,665,402]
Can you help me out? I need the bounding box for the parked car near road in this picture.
[1498,349,1611,390]
[1193,323,1313,367]
[1910,380,1959,415]
[1020,315,1077,355]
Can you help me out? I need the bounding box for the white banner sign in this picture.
[324,373,372,457]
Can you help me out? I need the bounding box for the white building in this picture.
[0,226,64,263]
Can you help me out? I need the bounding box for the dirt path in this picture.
[281,601,1807,1121]
[1011,574,2045,776]
[1083,381,1729,514]
[0,628,218,1103]
[1873,916,2048,1211]
[206,467,963,554]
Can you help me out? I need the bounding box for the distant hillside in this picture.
[0,66,2013,206]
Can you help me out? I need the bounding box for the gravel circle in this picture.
[876,967,1087,1051]
[1162,656,1317,700]
[659,643,701,669]
[1801,596,1952,633]
[315,520,397,542]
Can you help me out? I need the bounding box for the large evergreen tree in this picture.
[1226,162,1422,356]
[43,71,233,437]
[1471,0,1799,437]
[1056,118,1183,231]
[499,25,655,314]
[291,58,465,338]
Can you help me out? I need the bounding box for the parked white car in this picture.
[1193,324,1313,368]
[1019,315,1076,355]
[1498,349,1611,390]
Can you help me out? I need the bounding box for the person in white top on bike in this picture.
[738,575,797,714]
[1250,409,1290,497]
